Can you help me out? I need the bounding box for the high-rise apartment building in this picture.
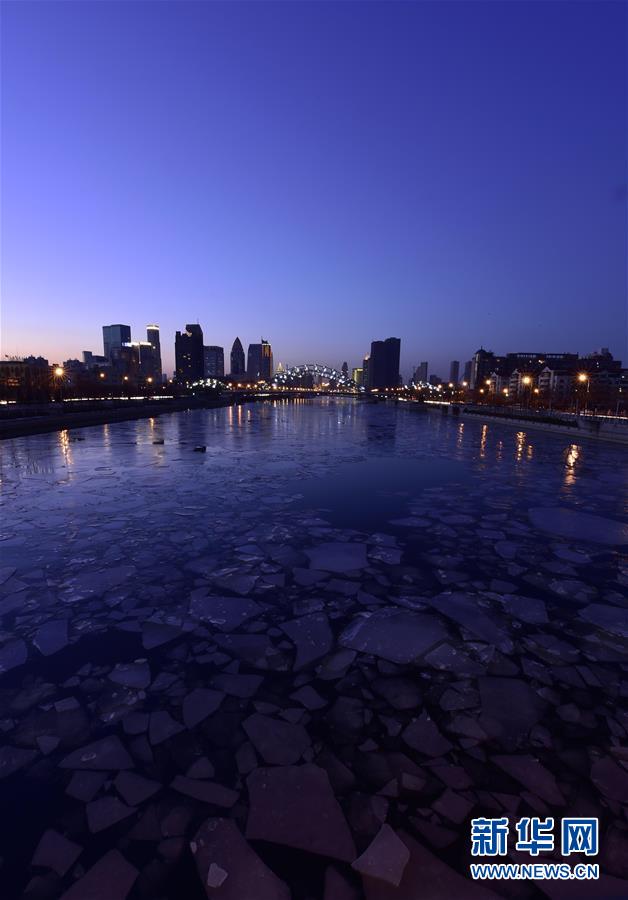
[449,360,460,384]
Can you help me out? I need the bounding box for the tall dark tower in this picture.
[247,339,273,381]
[230,337,245,377]
[175,324,204,382]
[146,325,162,380]
[368,337,400,389]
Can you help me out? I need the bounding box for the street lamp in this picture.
[521,375,533,408]
[577,372,589,414]
[53,366,65,402]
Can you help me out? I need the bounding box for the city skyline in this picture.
[2,2,626,376]
[0,312,618,383]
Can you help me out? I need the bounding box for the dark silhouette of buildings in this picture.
[83,350,109,369]
[470,348,586,389]
[247,339,273,381]
[230,337,246,377]
[175,324,204,382]
[366,337,401,389]
[449,360,460,384]
[111,343,140,380]
[204,345,225,379]
[0,356,50,402]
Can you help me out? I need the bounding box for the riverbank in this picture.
[460,405,628,445]
[0,396,235,440]
[410,400,628,444]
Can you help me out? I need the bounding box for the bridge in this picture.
[272,364,361,391]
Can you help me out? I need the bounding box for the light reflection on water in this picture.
[0,400,625,532]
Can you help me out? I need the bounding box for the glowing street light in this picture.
[522,376,532,386]
[576,372,590,414]
[53,365,65,402]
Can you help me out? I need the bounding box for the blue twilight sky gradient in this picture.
[1,1,626,379]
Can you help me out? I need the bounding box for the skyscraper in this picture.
[230,337,246,377]
[368,337,400,389]
[175,324,204,382]
[111,343,140,380]
[449,360,460,384]
[415,361,428,383]
[247,339,273,381]
[362,354,371,389]
[103,324,131,361]
[470,348,498,389]
[119,341,157,381]
[203,345,225,379]
[352,367,363,387]
[146,325,162,380]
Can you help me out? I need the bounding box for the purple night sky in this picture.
[1,1,626,379]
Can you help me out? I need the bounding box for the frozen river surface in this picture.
[1,399,627,899]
